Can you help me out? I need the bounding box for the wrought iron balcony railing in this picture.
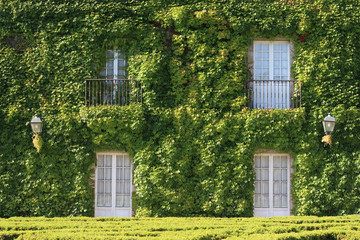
[85,79,142,107]
[247,79,301,109]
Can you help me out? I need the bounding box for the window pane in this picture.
[254,195,261,208]
[281,157,288,167]
[255,52,262,59]
[273,157,281,168]
[274,60,280,67]
[262,169,269,181]
[118,70,126,76]
[274,44,281,51]
[274,52,280,59]
[118,53,125,59]
[105,195,112,207]
[98,169,104,180]
[123,195,130,207]
[106,50,114,58]
[282,182,287,194]
[118,60,126,67]
[255,169,261,180]
[273,195,281,208]
[262,44,269,51]
[282,196,288,207]
[124,168,131,180]
[105,168,112,180]
[261,156,269,168]
[281,52,288,60]
[273,182,281,194]
[98,155,104,167]
[255,182,261,194]
[255,156,261,168]
[105,181,112,194]
[262,52,269,59]
[274,169,281,181]
[262,182,269,194]
[97,181,104,193]
[263,60,269,67]
[106,60,114,68]
[282,169,287,180]
[262,195,269,208]
[116,155,124,167]
[105,156,112,167]
[255,43,262,51]
[107,69,113,76]
[116,195,123,207]
[124,156,131,167]
[97,195,105,207]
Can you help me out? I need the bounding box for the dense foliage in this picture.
[1,216,360,239]
[0,0,360,217]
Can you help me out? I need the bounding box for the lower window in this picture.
[254,153,291,217]
[95,152,132,217]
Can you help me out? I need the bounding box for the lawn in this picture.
[0,215,359,239]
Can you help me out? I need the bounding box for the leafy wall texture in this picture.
[0,0,360,217]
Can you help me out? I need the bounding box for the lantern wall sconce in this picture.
[322,113,336,146]
[30,114,44,152]
[30,114,43,134]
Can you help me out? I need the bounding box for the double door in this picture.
[254,154,291,217]
[95,152,132,217]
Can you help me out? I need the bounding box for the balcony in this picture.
[85,79,142,107]
[247,80,301,109]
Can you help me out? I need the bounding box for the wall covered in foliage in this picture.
[0,0,359,217]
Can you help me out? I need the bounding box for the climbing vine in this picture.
[0,0,360,217]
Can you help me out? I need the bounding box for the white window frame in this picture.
[250,40,294,109]
[101,49,127,79]
[254,153,291,217]
[253,41,290,80]
[95,152,133,217]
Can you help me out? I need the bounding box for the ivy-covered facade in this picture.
[0,0,360,217]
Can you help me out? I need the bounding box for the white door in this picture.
[95,152,132,217]
[253,41,291,109]
[254,154,291,217]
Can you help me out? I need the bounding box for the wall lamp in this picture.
[30,114,44,152]
[30,114,43,134]
[322,113,336,146]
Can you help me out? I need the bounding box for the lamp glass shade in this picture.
[322,113,336,134]
[30,115,43,134]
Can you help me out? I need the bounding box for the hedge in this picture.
[0,216,360,239]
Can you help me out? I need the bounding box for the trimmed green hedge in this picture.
[0,0,360,217]
[0,216,360,239]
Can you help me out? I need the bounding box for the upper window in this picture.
[253,41,290,81]
[248,41,298,109]
[100,50,127,79]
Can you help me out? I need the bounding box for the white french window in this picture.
[95,152,132,217]
[252,41,291,109]
[254,153,291,217]
[100,50,127,79]
[100,50,127,104]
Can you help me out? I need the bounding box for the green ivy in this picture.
[0,0,360,217]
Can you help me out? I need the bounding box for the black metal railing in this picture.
[85,79,142,106]
[247,80,301,109]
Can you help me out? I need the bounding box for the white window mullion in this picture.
[269,155,274,213]
[111,155,117,215]
[114,51,119,78]
[269,44,274,81]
